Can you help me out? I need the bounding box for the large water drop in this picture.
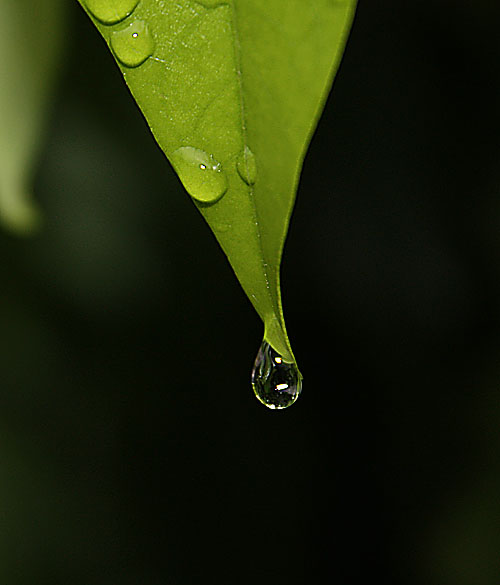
[85,0,139,25]
[170,147,228,204]
[110,20,154,68]
[251,341,302,409]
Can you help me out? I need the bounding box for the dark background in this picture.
[2,1,500,583]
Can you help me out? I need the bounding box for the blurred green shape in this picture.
[0,0,65,234]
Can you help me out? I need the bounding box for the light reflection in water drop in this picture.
[110,20,154,68]
[251,341,302,409]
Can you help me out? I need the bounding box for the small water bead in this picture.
[170,147,228,204]
[110,20,154,68]
[85,0,139,25]
[236,146,257,186]
[251,341,302,409]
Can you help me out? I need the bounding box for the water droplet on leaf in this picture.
[251,341,302,409]
[85,0,139,25]
[171,147,228,204]
[110,20,154,68]
[236,146,257,186]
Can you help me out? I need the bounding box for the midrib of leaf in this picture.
[228,2,281,357]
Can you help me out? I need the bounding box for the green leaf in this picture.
[0,0,66,234]
[76,0,356,371]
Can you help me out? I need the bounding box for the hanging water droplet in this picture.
[236,146,257,186]
[251,341,302,409]
[170,147,228,204]
[85,0,139,25]
[110,20,154,68]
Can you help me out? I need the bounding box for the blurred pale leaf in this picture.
[0,0,65,234]
[77,0,356,368]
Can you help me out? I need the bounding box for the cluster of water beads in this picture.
[85,0,258,205]
[251,341,302,409]
[170,145,257,205]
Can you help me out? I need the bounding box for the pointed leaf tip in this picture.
[78,0,357,387]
